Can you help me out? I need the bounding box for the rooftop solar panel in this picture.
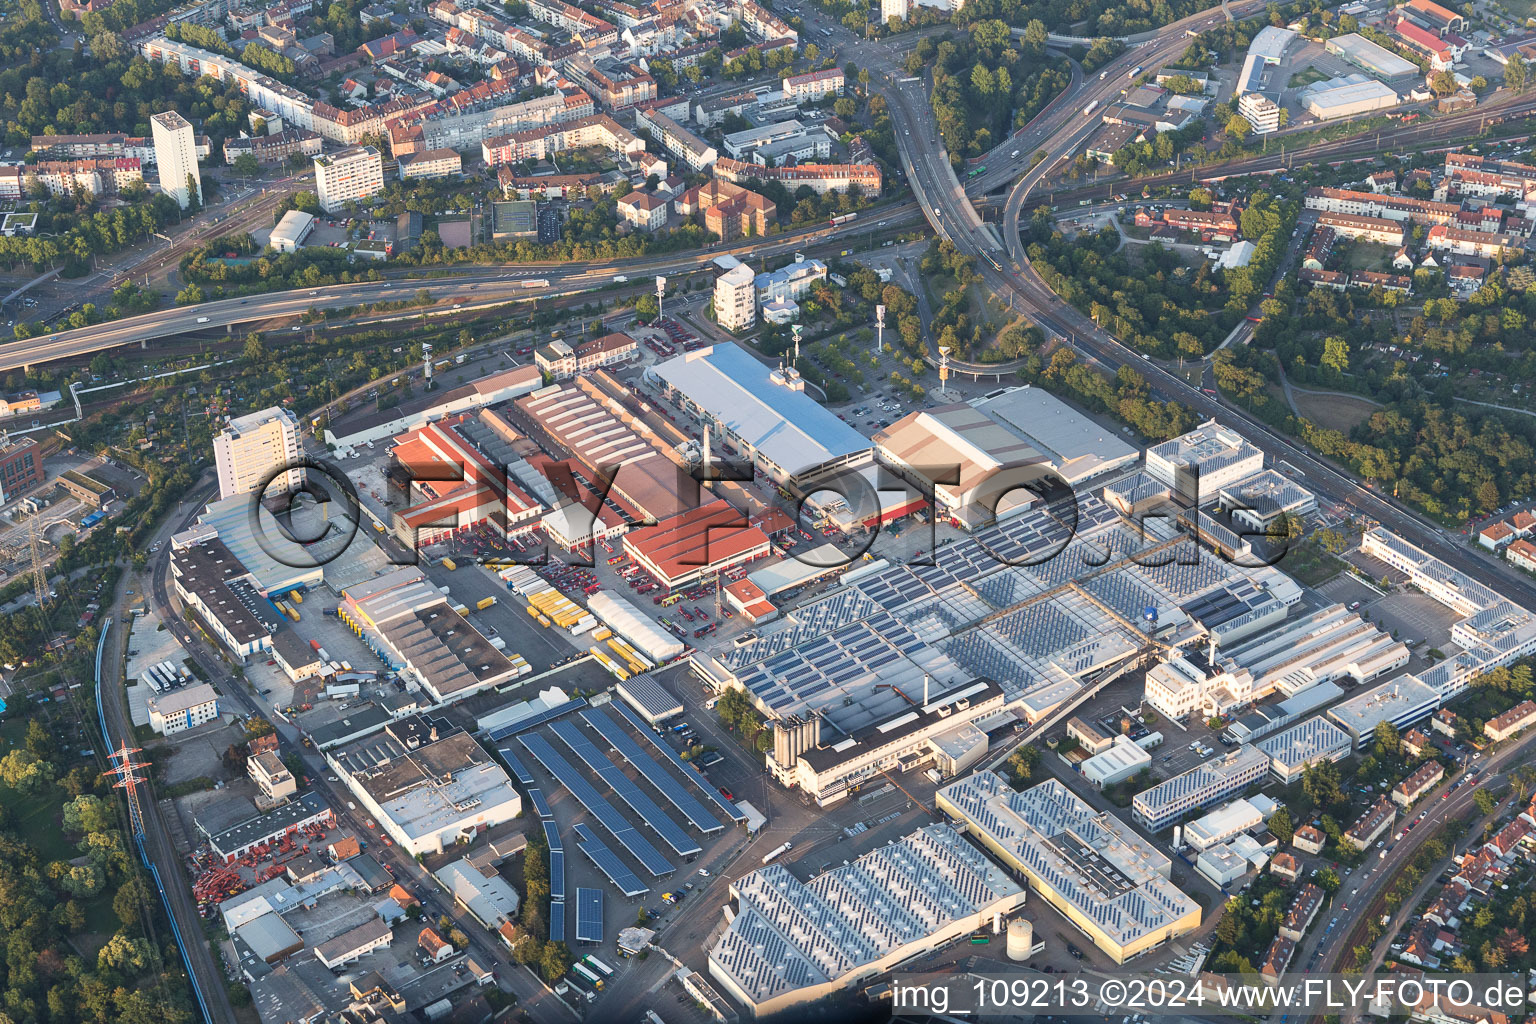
[496,743,536,785]
[574,823,650,896]
[487,697,589,741]
[580,708,723,834]
[548,720,700,857]
[611,701,746,821]
[519,732,674,877]
[551,849,566,901]
[529,788,554,818]
[549,900,565,943]
[576,888,604,943]
[543,820,563,852]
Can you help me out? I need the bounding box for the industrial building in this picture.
[340,568,530,703]
[1300,75,1400,120]
[649,343,873,488]
[1132,746,1270,831]
[1326,33,1419,77]
[169,535,285,658]
[587,591,684,663]
[205,792,335,864]
[1145,420,1264,502]
[1328,675,1441,745]
[386,411,545,548]
[147,682,221,735]
[323,364,543,450]
[1222,681,1345,744]
[622,499,775,590]
[328,715,523,856]
[615,674,684,725]
[1080,734,1153,788]
[534,331,637,380]
[512,374,693,524]
[269,210,315,253]
[1256,716,1352,783]
[1183,798,1266,851]
[1222,603,1408,700]
[765,678,1006,806]
[873,386,1138,529]
[697,493,1300,798]
[939,774,1201,964]
[313,918,392,970]
[707,824,1026,1017]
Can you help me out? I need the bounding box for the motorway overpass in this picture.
[0,205,919,373]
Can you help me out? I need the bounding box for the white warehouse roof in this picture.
[588,591,685,662]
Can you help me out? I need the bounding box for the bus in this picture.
[572,963,604,988]
[585,955,615,978]
[967,165,987,178]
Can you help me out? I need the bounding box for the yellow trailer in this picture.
[290,591,303,604]
[442,557,458,571]
[476,596,496,610]
[527,605,540,616]
[286,607,300,622]
[537,615,551,627]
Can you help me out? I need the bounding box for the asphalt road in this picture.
[138,472,581,1024]
[840,0,1536,613]
[0,205,917,373]
[98,530,239,1024]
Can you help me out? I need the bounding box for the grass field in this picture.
[1288,67,1331,88]
[1340,241,1397,272]
[1292,388,1381,432]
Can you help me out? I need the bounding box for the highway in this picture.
[0,205,917,373]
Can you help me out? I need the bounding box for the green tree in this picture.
[1373,721,1400,757]
[1321,336,1350,374]
[1474,788,1498,816]
[539,941,574,982]
[243,333,266,364]
[231,153,261,177]
[1506,57,1528,93]
[1267,806,1294,844]
[0,749,55,793]
[635,293,660,320]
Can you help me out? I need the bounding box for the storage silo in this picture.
[1006,919,1033,961]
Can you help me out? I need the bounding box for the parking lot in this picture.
[1363,590,1459,651]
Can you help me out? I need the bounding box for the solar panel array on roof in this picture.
[496,743,536,786]
[581,708,722,833]
[543,820,566,901]
[548,720,701,857]
[549,901,566,943]
[574,823,650,896]
[576,888,604,943]
[611,702,745,822]
[486,697,588,741]
[518,732,674,877]
[530,788,554,818]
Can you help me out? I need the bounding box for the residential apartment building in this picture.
[713,259,757,332]
[214,406,304,500]
[152,109,202,209]
[1343,798,1396,851]
[1304,186,1459,226]
[397,148,462,180]
[1425,225,1518,259]
[618,190,669,231]
[1238,92,1281,135]
[636,108,717,171]
[1484,699,1536,741]
[1393,761,1444,806]
[314,145,384,213]
[782,68,844,103]
[1318,212,1405,245]
[676,179,775,241]
[714,156,881,195]
[0,437,44,503]
[223,128,322,165]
